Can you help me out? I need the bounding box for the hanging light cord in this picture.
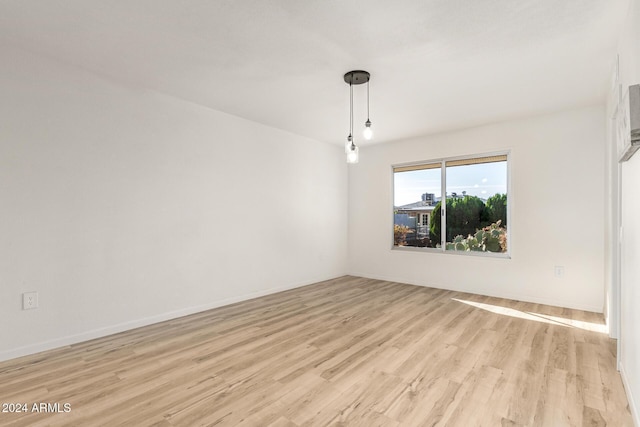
[366,80,370,121]
[350,80,354,145]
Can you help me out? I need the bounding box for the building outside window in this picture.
[393,153,508,255]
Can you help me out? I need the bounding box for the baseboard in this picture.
[620,362,640,427]
[0,274,343,363]
[348,271,604,313]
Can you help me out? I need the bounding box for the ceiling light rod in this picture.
[364,79,372,140]
[348,79,353,148]
[344,70,371,164]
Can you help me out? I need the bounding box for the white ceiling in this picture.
[0,0,630,146]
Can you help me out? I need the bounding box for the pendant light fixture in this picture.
[344,70,372,164]
[363,78,373,140]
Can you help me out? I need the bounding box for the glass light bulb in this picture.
[363,121,373,140]
[346,144,359,164]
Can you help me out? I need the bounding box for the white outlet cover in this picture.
[554,266,565,278]
[23,292,38,310]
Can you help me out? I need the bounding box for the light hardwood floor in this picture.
[0,276,633,426]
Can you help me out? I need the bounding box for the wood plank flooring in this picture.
[0,276,633,426]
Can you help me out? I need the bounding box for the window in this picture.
[393,162,441,248]
[393,153,508,255]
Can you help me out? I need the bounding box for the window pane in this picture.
[393,165,441,248]
[444,159,507,252]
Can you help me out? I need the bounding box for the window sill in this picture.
[391,245,511,259]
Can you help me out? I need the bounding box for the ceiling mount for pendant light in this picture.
[344,70,372,164]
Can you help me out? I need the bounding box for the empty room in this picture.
[1,1,639,426]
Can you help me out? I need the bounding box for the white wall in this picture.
[349,106,606,312]
[621,154,640,426]
[614,0,640,423]
[0,47,348,361]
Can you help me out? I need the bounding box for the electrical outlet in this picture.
[554,266,565,278]
[23,292,38,310]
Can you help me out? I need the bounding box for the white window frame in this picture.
[392,150,511,258]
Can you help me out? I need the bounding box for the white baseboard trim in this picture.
[0,275,343,363]
[348,271,604,313]
[620,362,640,427]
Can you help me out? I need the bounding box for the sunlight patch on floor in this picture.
[452,298,608,334]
